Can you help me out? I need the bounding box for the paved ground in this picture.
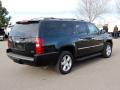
[0,39,120,90]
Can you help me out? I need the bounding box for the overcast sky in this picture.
[2,0,78,22]
[2,0,119,24]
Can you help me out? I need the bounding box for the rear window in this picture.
[9,23,39,37]
[40,21,75,37]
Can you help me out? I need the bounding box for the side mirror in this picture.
[100,29,106,34]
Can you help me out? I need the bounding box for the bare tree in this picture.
[116,0,120,13]
[77,0,108,22]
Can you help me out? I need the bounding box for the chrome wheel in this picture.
[61,55,72,72]
[106,45,112,57]
[56,51,73,74]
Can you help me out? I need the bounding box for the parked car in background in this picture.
[0,29,5,41]
[7,18,113,74]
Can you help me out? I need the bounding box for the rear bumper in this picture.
[7,49,59,66]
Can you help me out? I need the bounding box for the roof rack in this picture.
[44,18,77,21]
[17,17,85,23]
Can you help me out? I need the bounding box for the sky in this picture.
[2,0,120,24]
[2,0,78,23]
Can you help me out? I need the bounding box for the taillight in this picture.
[35,38,44,55]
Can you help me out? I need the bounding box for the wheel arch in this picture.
[106,40,113,47]
[59,45,77,58]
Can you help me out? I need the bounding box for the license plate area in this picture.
[13,42,25,51]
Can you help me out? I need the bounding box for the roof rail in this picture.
[44,18,77,20]
[31,17,77,21]
[23,17,86,22]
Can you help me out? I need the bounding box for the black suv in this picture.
[7,18,113,74]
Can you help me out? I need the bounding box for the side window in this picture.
[88,23,99,35]
[75,22,88,35]
[40,21,75,37]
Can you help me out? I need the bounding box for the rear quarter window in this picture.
[40,21,75,37]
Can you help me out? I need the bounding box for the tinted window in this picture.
[75,22,88,35]
[40,21,75,37]
[88,23,99,35]
[9,23,39,37]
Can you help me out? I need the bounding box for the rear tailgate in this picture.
[8,21,39,57]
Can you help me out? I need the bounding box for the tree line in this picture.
[0,0,11,29]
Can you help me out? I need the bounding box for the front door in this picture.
[75,22,92,57]
[87,23,104,54]
[75,22,104,57]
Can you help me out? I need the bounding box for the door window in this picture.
[88,23,99,35]
[75,22,88,35]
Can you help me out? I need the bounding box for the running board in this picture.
[76,53,102,61]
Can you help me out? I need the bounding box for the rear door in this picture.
[40,21,75,53]
[9,21,39,57]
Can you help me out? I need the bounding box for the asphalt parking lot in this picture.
[0,39,120,90]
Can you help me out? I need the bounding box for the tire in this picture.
[102,42,112,58]
[56,51,73,74]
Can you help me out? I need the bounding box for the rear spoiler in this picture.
[16,20,39,24]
